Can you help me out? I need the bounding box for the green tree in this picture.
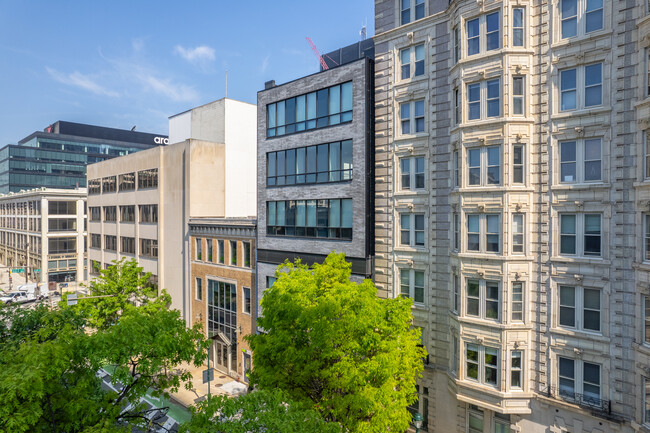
[0,259,206,433]
[180,389,341,433]
[247,252,426,433]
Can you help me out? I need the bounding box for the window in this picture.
[513,8,525,47]
[138,169,158,189]
[120,236,135,254]
[243,241,251,268]
[645,132,650,179]
[453,27,460,63]
[452,336,459,376]
[399,268,425,304]
[401,0,424,25]
[90,234,101,249]
[466,278,500,320]
[467,79,500,120]
[102,176,116,193]
[243,287,251,314]
[48,218,76,232]
[493,414,511,433]
[512,213,524,253]
[453,274,460,313]
[645,377,650,426]
[207,240,213,261]
[400,156,425,190]
[104,235,117,251]
[454,88,461,125]
[400,44,424,80]
[646,49,650,98]
[466,11,500,56]
[512,282,524,321]
[558,357,601,403]
[400,213,425,247]
[267,140,352,186]
[561,0,603,39]
[103,206,116,222]
[560,64,602,111]
[230,240,238,266]
[467,146,500,186]
[467,405,484,433]
[467,214,500,253]
[466,345,499,387]
[399,100,425,135]
[513,145,524,184]
[645,296,650,345]
[88,179,101,195]
[140,238,158,258]
[139,204,158,223]
[89,206,101,222]
[453,150,460,187]
[559,213,601,256]
[196,278,202,301]
[513,76,525,115]
[119,172,135,191]
[120,205,135,222]
[267,82,352,137]
[453,213,460,251]
[266,276,277,288]
[218,240,225,264]
[559,285,601,332]
[196,238,202,261]
[510,351,522,389]
[559,139,602,183]
[267,199,353,240]
[49,201,76,215]
[207,280,238,362]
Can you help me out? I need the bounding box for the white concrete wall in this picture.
[168,111,191,145]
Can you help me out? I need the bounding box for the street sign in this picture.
[202,368,214,384]
[12,268,24,273]
[34,269,41,273]
[67,293,77,306]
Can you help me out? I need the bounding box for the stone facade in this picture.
[189,217,256,384]
[374,0,650,431]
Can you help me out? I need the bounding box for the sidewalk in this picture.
[169,361,249,408]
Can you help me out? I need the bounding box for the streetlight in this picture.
[413,412,423,433]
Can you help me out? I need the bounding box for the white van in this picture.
[17,284,49,300]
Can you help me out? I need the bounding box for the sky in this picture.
[0,1,374,145]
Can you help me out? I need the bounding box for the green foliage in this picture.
[0,258,207,433]
[246,252,426,433]
[180,389,341,433]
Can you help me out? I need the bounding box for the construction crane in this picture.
[306,37,329,70]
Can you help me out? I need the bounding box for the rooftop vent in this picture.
[264,80,276,90]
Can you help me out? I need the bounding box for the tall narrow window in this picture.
[560,214,577,255]
[645,296,650,345]
[453,274,460,313]
[207,240,213,261]
[561,0,578,38]
[512,282,523,321]
[454,27,460,63]
[467,83,481,120]
[645,216,650,262]
[243,287,251,314]
[487,79,500,117]
[585,0,604,33]
[512,213,524,253]
[218,240,224,264]
[485,12,500,51]
[230,240,237,266]
[467,18,480,56]
[454,88,461,125]
[468,405,484,433]
[585,63,602,107]
[243,241,251,268]
[196,278,203,301]
[560,68,577,111]
[511,351,522,389]
[513,8,525,46]
[559,357,576,397]
[453,212,460,251]
[513,76,525,115]
[513,145,524,184]
[646,49,650,97]
[453,150,460,187]
[644,377,650,425]
[196,238,202,261]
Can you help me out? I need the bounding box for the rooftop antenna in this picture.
[360,19,367,40]
[225,69,228,98]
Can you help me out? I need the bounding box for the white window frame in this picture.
[451,335,459,377]
[646,48,650,98]
[453,27,460,63]
[512,144,525,185]
[645,131,650,179]
[399,268,426,305]
[559,63,603,112]
[400,0,425,25]
[557,356,601,403]
[466,78,501,121]
[466,213,501,253]
[512,7,525,47]
[454,88,461,125]
[559,0,604,40]
[645,216,650,262]
[467,145,501,186]
[465,344,500,388]
[512,213,525,254]
[512,75,525,116]
[644,376,650,426]
[511,281,524,322]
[558,285,602,332]
[643,296,650,346]
[558,213,602,257]
[559,138,602,183]
[400,213,425,247]
[453,212,460,251]
[465,278,501,321]
[196,277,203,301]
[452,273,460,313]
[399,100,426,136]
[510,350,523,390]
[465,10,501,56]
[453,150,460,187]
[400,156,425,191]
[399,43,425,81]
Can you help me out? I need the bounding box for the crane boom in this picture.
[306,37,329,70]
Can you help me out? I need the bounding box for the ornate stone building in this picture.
[374,0,649,431]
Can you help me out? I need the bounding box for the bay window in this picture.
[467,79,501,120]
[467,146,500,186]
[466,344,499,387]
[467,213,500,253]
[466,278,500,320]
[466,11,500,56]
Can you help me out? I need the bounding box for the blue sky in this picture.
[0,1,374,144]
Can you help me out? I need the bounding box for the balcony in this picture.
[541,386,624,422]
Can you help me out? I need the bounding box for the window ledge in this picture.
[459,316,534,330]
[395,246,428,253]
[394,133,429,142]
[395,190,428,196]
[551,106,612,120]
[550,328,609,343]
[550,256,609,265]
[456,186,534,193]
[633,181,650,188]
[551,183,611,191]
[636,343,650,356]
[456,48,535,68]
[635,97,650,110]
[395,75,428,87]
[551,29,613,49]
[457,252,508,261]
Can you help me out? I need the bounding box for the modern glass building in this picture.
[0,121,166,194]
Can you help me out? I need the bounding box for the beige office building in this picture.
[374,0,649,431]
[87,98,256,321]
[0,188,86,287]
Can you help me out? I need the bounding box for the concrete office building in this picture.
[0,188,86,285]
[189,217,256,383]
[0,121,165,194]
[256,41,375,313]
[87,98,256,322]
[373,0,649,431]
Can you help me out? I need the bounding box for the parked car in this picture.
[0,291,33,304]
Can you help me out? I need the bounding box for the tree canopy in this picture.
[246,252,426,433]
[0,258,206,433]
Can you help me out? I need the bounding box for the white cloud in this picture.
[135,71,199,102]
[174,45,216,63]
[260,55,270,74]
[46,67,119,97]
